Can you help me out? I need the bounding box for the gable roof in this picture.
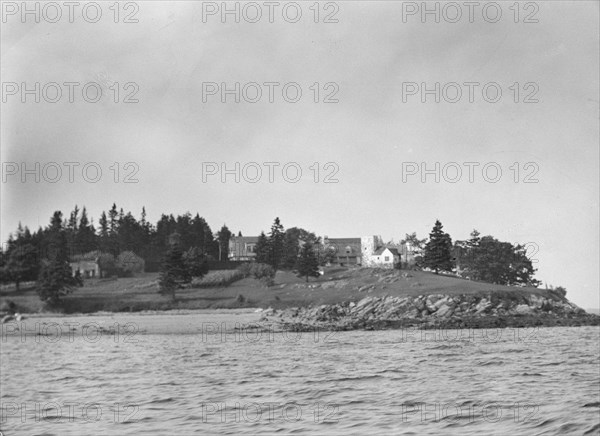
[230,236,258,244]
[374,247,400,256]
[324,238,361,245]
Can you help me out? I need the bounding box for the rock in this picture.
[474,298,491,314]
[406,308,420,318]
[425,298,437,313]
[435,304,454,318]
[413,298,426,311]
[515,304,532,315]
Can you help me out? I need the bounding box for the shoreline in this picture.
[1,306,598,338]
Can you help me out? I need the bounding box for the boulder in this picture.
[515,304,532,315]
[435,304,454,318]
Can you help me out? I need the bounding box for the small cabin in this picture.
[70,260,100,279]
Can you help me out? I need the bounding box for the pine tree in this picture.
[77,207,97,254]
[37,212,81,305]
[217,225,232,261]
[255,232,269,264]
[183,247,209,278]
[267,217,285,270]
[158,233,191,300]
[37,259,81,305]
[422,220,454,274]
[296,242,320,282]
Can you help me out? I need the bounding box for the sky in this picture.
[1,1,598,309]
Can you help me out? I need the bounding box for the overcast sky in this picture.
[1,1,598,308]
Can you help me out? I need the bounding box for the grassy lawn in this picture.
[0,267,562,314]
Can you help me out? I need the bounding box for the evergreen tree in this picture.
[422,220,454,274]
[158,233,191,300]
[76,207,97,253]
[217,224,232,261]
[255,232,269,264]
[37,259,82,305]
[296,242,320,282]
[36,211,81,305]
[5,243,39,291]
[183,247,209,278]
[267,217,285,270]
[98,211,110,251]
[282,227,320,269]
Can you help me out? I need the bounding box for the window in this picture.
[246,244,255,253]
[385,256,390,261]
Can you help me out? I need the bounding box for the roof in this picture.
[374,247,400,256]
[324,238,361,245]
[230,236,258,244]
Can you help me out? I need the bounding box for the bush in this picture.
[554,286,567,298]
[251,263,275,281]
[117,251,145,274]
[192,270,244,288]
[236,262,275,283]
[261,276,275,287]
[237,263,253,278]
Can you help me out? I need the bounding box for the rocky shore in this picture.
[259,293,600,331]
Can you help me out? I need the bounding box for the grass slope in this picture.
[0,267,567,314]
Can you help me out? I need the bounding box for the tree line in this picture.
[0,204,234,303]
[1,209,544,305]
[413,220,541,287]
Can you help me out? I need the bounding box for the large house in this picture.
[322,235,400,268]
[228,236,258,261]
[323,236,362,266]
[230,233,401,268]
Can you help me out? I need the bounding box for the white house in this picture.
[361,236,401,268]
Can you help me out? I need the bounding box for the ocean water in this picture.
[1,322,599,435]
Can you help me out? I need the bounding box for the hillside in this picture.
[0,267,576,315]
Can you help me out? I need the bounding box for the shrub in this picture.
[554,286,567,298]
[117,251,145,274]
[261,276,275,287]
[237,262,253,278]
[192,270,244,288]
[236,262,275,284]
[251,263,275,281]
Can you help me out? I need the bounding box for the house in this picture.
[362,235,401,269]
[70,260,100,279]
[228,236,258,261]
[323,236,362,266]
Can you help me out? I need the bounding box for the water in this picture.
[1,319,599,435]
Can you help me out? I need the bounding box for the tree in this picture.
[76,207,97,254]
[158,233,191,300]
[400,232,427,266]
[36,212,81,305]
[470,236,540,286]
[97,252,117,277]
[37,259,82,305]
[282,227,320,269]
[422,220,454,274]
[255,232,269,264]
[267,217,285,270]
[296,242,320,282]
[183,247,209,278]
[4,244,39,291]
[217,225,232,261]
[454,229,481,275]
